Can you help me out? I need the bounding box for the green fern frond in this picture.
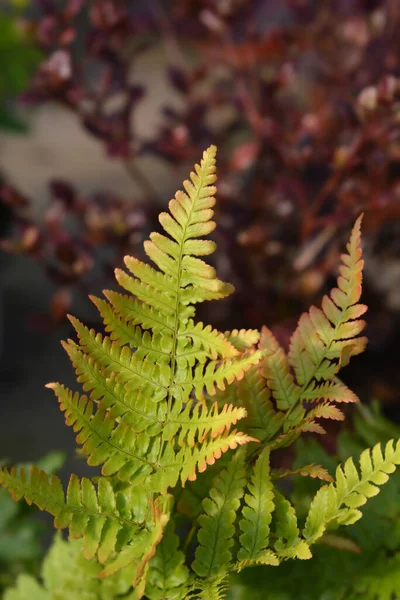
[288,214,367,394]
[47,382,250,490]
[254,217,367,444]
[146,521,190,600]
[46,146,262,498]
[2,149,262,540]
[301,378,359,404]
[273,491,312,560]
[187,577,230,600]
[192,452,246,578]
[238,450,274,561]
[0,466,149,564]
[303,439,400,545]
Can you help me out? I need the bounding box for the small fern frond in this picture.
[98,506,167,588]
[187,577,230,600]
[238,450,274,561]
[288,214,367,394]
[301,378,359,404]
[303,439,400,545]
[192,452,246,578]
[253,216,367,444]
[273,491,312,560]
[146,521,190,600]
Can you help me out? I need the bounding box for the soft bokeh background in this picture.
[0,1,399,584]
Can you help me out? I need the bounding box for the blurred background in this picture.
[0,0,399,587]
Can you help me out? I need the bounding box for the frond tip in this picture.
[303,439,400,544]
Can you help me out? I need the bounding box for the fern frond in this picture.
[98,505,168,587]
[192,452,246,578]
[301,378,359,404]
[303,439,400,545]
[48,146,262,498]
[236,364,284,442]
[288,215,367,395]
[273,491,312,560]
[146,521,190,600]
[252,217,367,444]
[0,466,148,564]
[238,450,274,561]
[187,577,229,600]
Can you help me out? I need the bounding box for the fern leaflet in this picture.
[238,450,274,561]
[192,452,246,578]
